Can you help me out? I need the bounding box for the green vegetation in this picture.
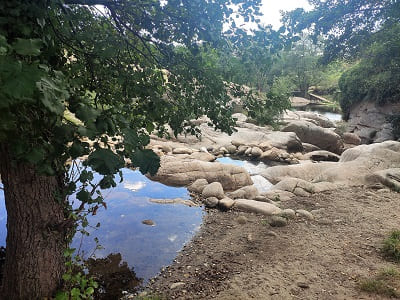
[359,268,400,298]
[383,230,400,262]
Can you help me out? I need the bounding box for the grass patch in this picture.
[383,230,400,262]
[359,268,400,298]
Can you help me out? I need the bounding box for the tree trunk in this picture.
[0,145,68,299]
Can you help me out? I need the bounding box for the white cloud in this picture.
[124,181,146,192]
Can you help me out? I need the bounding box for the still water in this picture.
[0,167,203,283]
[295,104,342,121]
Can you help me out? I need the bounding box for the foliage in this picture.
[283,0,400,63]
[243,76,292,126]
[55,248,98,300]
[388,115,400,140]
[338,23,400,118]
[358,268,400,298]
[382,230,400,262]
[0,0,270,297]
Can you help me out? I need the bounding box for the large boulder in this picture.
[342,132,361,145]
[347,100,400,143]
[365,168,400,190]
[263,131,303,152]
[262,141,400,190]
[148,155,253,191]
[284,110,335,128]
[301,150,340,162]
[282,120,343,154]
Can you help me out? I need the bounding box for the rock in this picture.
[266,230,278,237]
[282,209,296,219]
[232,113,248,122]
[188,152,215,162]
[225,144,237,154]
[219,197,235,210]
[219,146,228,154]
[264,131,303,152]
[161,144,172,153]
[234,199,282,216]
[172,147,194,155]
[204,197,219,208]
[258,141,272,151]
[188,179,209,193]
[254,195,268,202]
[296,209,314,220]
[236,215,248,224]
[262,190,295,202]
[244,147,252,156]
[260,148,281,162]
[268,216,288,227]
[347,100,400,143]
[292,111,335,128]
[149,155,253,191]
[301,150,340,162]
[272,177,315,196]
[142,219,155,226]
[343,132,361,145]
[149,198,196,206]
[365,168,400,191]
[237,145,249,155]
[227,185,259,200]
[282,120,343,154]
[302,143,321,153]
[231,140,245,147]
[202,182,224,199]
[199,146,208,153]
[251,146,263,157]
[170,282,185,289]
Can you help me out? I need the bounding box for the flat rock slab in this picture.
[234,199,282,216]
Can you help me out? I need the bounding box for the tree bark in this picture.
[0,145,68,299]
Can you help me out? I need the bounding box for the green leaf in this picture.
[25,147,45,164]
[55,291,69,300]
[86,287,95,295]
[87,148,124,175]
[76,190,91,203]
[70,287,81,297]
[12,38,43,56]
[130,149,160,176]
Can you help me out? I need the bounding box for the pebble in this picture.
[236,215,249,224]
[266,230,278,237]
[142,219,155,226]
[269,216,288,227]
[282,209,296,219]
[170,282,185,289]
[296,209,314,220]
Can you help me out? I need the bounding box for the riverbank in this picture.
[143,186,400,299]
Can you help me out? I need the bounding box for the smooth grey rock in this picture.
[282,209,296,219]
[188,178,209,193]
[234,199,282,215]
[296,209,314,220]
[251,146,263,157]
[269,216,288,227]
[172,147,194,155]
[204,197,219,208]
[219,197,235,210]
[202,182,224,199]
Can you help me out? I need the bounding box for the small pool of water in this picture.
[216,157,273,192]
[0,167,203,287]
[295,104,342,121]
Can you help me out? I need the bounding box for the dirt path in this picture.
[145,187,400,299]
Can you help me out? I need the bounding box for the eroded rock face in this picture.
[148,155,253,191]
[282,120,343,154]
[347,100,400,143]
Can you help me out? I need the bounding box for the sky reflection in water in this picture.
[0,168,203,282]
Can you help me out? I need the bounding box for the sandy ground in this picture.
[146,186,400,299]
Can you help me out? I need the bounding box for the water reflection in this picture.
[216,157,273,193]
[0,168,204,284]
[295,104,342,121]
